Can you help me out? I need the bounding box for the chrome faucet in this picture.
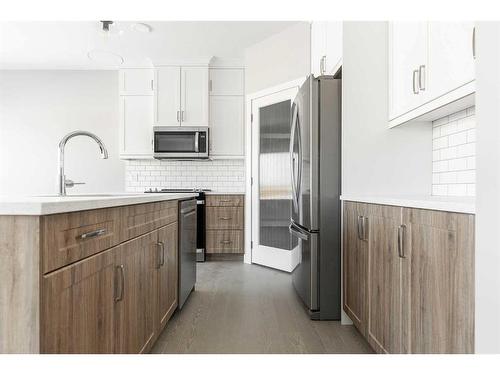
[58,131,109,196]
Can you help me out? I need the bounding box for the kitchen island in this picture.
[0,193,196,353]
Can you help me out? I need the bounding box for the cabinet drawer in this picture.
[206,195,243,207]
[120,200,178,242]
[206,230,243,254]
[41,207,121,274]
[206,207,243,230]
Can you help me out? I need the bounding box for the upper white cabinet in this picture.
[311,21,342,76]
[119,69,154,159]
[209,68,244,95]
[119,69,154,96]
[155,66,209,127]
[180,67,209,126]
[209,68,245,158]
[389,22,475,127]
[155,66,181,126]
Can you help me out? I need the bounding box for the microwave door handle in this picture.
[194,132,199,152]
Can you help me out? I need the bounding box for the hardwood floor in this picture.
[151,260,373,354]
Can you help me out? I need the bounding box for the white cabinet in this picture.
[119,96,153,158]
[389,22,428,120]
[155,66,181,126]
[209,68,244,95]
[180,67,209,126]
[389,22,476,127]
[311,21,342,76]
[119,69,154,96]
[209,96,244,157]
[155,66,208,127]
[427,22,475,100]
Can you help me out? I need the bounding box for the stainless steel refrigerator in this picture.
[289,75,341,320]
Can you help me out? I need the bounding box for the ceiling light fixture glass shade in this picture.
[130,23,153,33]
[87,49,124,65]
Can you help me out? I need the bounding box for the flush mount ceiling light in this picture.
[130,23,152,33]
[99,20,123,36]
[87,49,124,65]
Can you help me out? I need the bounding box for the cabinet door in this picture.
[427,22,475,102]
[119,69,154,96]
[114,231,157,354]
[209,68,244,95]
[209,96,244,157]
[367,204,406,354]
[311,21,327,76]
[157,222,178,331]
[119,96,153,158]
[180,67,209,126]
[41,249,115,353]
[402,208,474,353]
[325,21,342,74]
[342,202,368,336]
[389,22,427,120]
[155,66,181,126]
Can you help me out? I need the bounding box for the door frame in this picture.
[244,77,307,267]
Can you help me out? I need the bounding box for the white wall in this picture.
[0,70,124,196]
[244,22,310,94]
[475,22,500,353]
[342,22,432,197]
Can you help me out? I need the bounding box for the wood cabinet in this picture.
[366,204,406,354]
[156,222,178,331]
[1,199,182,354]
[205,194,244,255]
[389,22,475,127]
[114,231,157,354]
[342,202,368,336]
[402,208,474,353]
[41,248,116,353]
[311,21,342,76]
[342,201,475,354]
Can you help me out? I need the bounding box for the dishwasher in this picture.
[178,198,197,309]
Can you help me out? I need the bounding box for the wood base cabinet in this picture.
[206,194,244,254]
[342,201,474,354]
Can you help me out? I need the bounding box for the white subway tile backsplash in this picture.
[125,159,245,193]
[432,106,476,197]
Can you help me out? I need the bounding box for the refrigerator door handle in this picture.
[290,103,299,211]
[289,222,309,241]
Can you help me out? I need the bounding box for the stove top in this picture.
[144,188,212,193]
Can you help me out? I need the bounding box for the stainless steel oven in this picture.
[153,126,209,159]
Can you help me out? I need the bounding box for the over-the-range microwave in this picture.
[153,126,209,159]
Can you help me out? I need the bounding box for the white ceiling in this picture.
[0,21,299,69]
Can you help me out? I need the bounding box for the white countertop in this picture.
[205,191,245,195]
[340,194,475,214]
[0,193,198,216]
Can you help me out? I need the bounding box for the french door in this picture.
[250,86,300,272]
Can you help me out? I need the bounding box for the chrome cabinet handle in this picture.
[151,79,154,91]
[77,228,106,240]
[412,69,419,94]
[361,216,368,241]
[115,265,125,302]
[418,65,426,91]
[397,224,406,258]
[160,241,165,266]
[220,240,232,245]
[209,79,213,92]
[219,199,232,203]
[320,55,327,75]
[219,217,232,220]
[176,111,180,122]
[357,215,363,240]
[181,111,185,122]
[472,26,476,59]
[156,242,165,268]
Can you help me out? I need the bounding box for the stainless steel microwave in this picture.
[153,126,209,159]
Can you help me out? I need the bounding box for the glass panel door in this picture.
[250,84,301,272]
